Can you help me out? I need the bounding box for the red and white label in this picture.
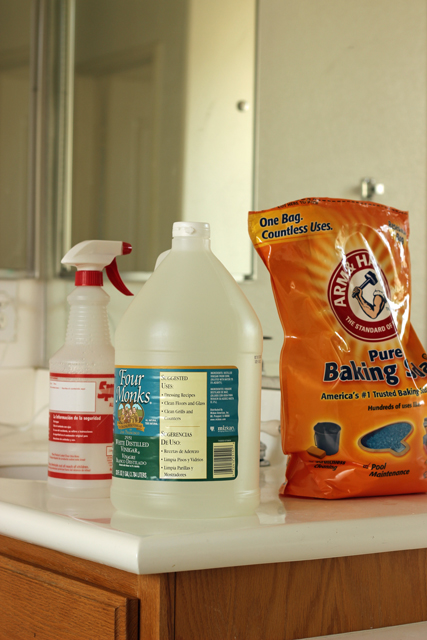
[48,373,114,480]
[50,413,114,443]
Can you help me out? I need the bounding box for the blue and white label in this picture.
[113,367,239,481]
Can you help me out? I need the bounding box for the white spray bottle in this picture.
[48,240,133,498]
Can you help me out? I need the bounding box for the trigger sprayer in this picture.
[61,239,134,294]
[48,240,133,499]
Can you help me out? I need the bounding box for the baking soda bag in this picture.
[249,197,427,499]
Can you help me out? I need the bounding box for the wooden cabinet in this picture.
[0,554,138,640]
[1,533,427,640]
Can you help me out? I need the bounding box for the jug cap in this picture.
[172,222,210,238]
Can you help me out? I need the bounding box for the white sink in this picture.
[0,465,48,480]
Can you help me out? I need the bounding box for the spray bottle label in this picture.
[113,366,239,481]
[48,373,114,480]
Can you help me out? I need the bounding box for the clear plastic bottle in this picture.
[111,222,263,518]
[48,240,133,498]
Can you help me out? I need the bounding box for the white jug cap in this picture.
[172,221,210,238]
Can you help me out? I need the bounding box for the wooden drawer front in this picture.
[0,554,138,640]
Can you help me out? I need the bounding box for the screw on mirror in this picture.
[236,100,250,111]
[360,178,385,200]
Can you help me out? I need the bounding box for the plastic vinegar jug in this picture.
[48,240,133,498]
[111,221,263,518]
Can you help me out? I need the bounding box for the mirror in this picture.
[36,0,256,362]
[69,0,256,278]
[0,0,34,275]
[71,0,188,274]
[0,0,256,280]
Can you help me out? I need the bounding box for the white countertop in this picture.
[2,456,427,576]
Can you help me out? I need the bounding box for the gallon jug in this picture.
[111,221,263,518]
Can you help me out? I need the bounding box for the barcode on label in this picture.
[213,441,236,478]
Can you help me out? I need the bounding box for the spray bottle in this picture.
[48,240,133,498]
[111,221,263,518]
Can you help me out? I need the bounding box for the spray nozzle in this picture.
[61,240,134,296]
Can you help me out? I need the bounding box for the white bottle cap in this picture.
[172,222,210,238]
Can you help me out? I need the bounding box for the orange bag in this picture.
[249,197,427,499]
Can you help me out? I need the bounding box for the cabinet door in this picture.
[0,554,138,640]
